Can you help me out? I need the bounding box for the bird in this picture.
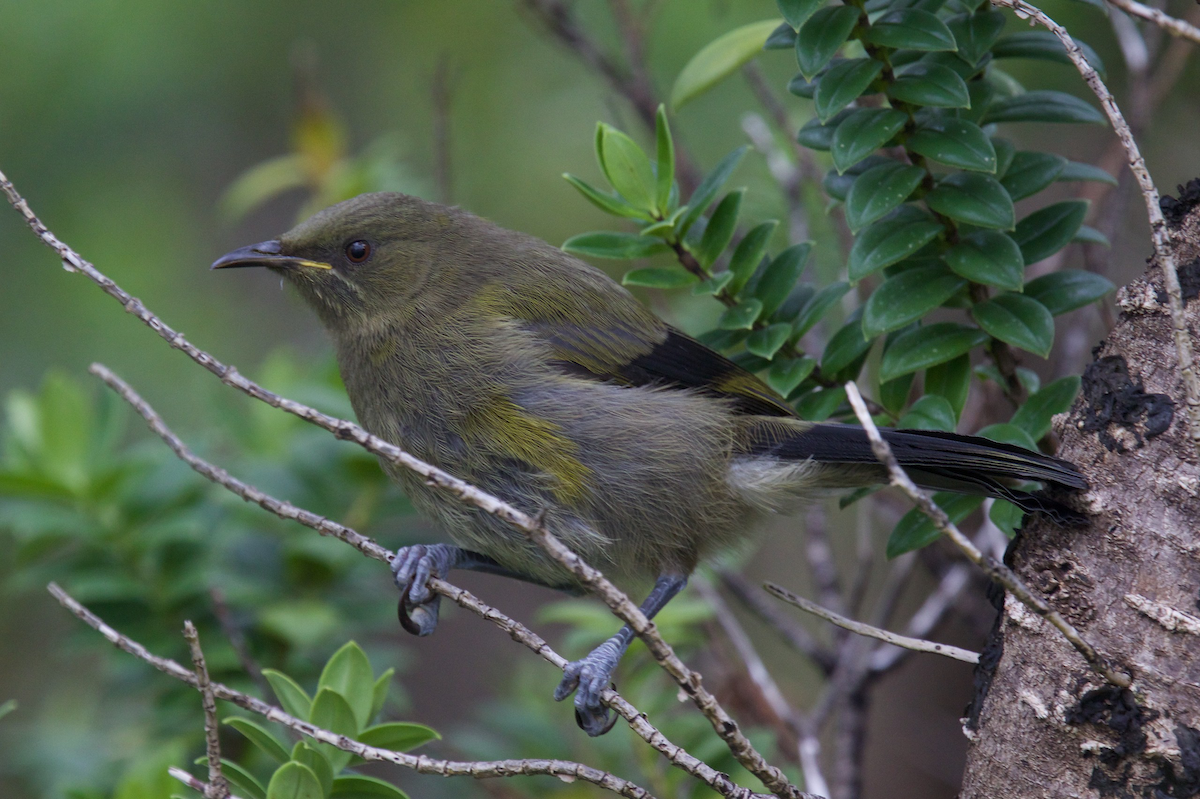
[213,191,1088,736]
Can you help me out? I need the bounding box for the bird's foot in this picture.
[553,638,624,736]
[392,543,457,637]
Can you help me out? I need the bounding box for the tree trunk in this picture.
[960,182,1200,798]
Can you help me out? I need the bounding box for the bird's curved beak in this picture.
[210,239,332,270]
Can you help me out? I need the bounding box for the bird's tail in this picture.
[736,420,1088,523]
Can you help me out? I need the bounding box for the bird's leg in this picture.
[554,572,688,737]
[392,544,545,636]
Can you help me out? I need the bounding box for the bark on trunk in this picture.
[960,183,1200,798]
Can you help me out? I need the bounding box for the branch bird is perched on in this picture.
[214,192,1087,736]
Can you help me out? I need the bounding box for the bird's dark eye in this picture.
[345,240,372,263]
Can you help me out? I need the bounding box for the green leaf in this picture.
[888,63,970,108]
[562,232,670,259]
[1011,375,1081,440]
[654,106,675,214]
[796,110,852,151]
[768,356,817,396]
[695,271,735,296]
[225,717,291,763]
[291,743,333,799]
[1025,269,1113,316]
[596,123,657,211]
[357,722,441,752]
[992,137,1016,178]
[728,220,779,295]
[977,422,1039,451]
[879,372,915,414]
[888,493,983,557]
[796,6,862,79]
[788,71,818,98]
[844,160,925,232]
[331,775,410,799]
[562,174,650,220]
[266,762,324,799]
[862,9,957,51]
[766,21,798,49]
[823,155,889,200]
[863,265,966,336]
[983,90,1106,125]
[746,323,794,359]
[263,670,312,721]
[990,498,1026,537]
[944,10,1006,66]
[815,58,883,121]
[671,19,783,109]
[880,322,989,382]
[310,689,360,771]
[972,293,1055,357]
[831,108,908,173]
[848,206,944,280]
[779,0,828,29]
[1000,151,1067,201]
[897,394,957,431]
[925,172,1014,229]
[944,231,1024,291]
[719,298,764,329]
[925,353,971,419]
[822,315,874,377]
[754,243,812,317]
[1074,225,1110,246]
[679,146,748,237]
[219,760,267,799]
[219,153,308,223]
[793,281,851,336]
[369,668,393,722]
[623,267,699,288]
[319,641,376,730]
[1057,161,1117,185]
[1013,200,1088,264]
[992,31,1106,80]
[697,189,744,268]
[906,118,996,172]
[796,386,848,420]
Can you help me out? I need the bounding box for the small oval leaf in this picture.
[265,762,324,799]
[1024,269,1114,315]
[925,172,1014,229]
[972,293,1055,357]
[815,58,883,121]
[862,9,957,51]
[906,118,997,172]
[796,6,862,79]
[623,267,699,288]
[888,62,970,108]
[943,230,1024,291]
[1013,200,1088,265]
[844,160,925,232]
[848,206,944,281]
[671,20,783,109]
[831,108,908,173]
[562,232,671,260]
[880,323,990,382]
[983,90,1106,125]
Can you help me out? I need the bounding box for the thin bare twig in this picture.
[169,767,243,799]
[51,584,656,799]
[717,570,837,674]
[183,621,229,799]
[763,584,979,665]
[843,381,1131,687]
[1106,0,1200,43]
[86,363,765,799]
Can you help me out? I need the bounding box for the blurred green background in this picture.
[2,1,1197,798]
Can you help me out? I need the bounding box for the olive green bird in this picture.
[213,192,1087,736]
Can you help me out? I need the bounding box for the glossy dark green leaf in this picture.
[728,220,779,295]
[1074,225,1110,246]
[917,50,980,82]
[719,298,764,329]
[1000,151,1067,201]
[670,19,782,109]
[822,155,890,200]
[765,21,799,49]
[778,0,829,29]
[796,5,862,79]
[768,356,817,396]
[788,71,819,98]
[562,232,671,260]
[880,322,989,382]
[888,63,970,108]
[992,31,1106,80]
[1057,161,1117,185]
[863,265,966,336]
[754,243,812,316]
[888,492,983,557]
[357,722,441,752]
[1024,269,1114,315]
[972,293,1055,357]
[848,206,944,280]
[822,315,874,376]
[943,230,1024,291]
[926,172,1014,229]
[983,90,1106,125]
[990,498,1025,537]
[906,118,996,172]
[796,385,849,420]
[562,174,650,220]
[831,108,908,173]
[1010,375,1081,440]
[225,717,290,763]
[926,353,971,419]
[793,281,851,336]
[266,762,324,799]
[797,109,852,151]
[679,146,748,237]
[694,271,735,297]
[220,759,267,799]
[880,372,915,413]
[977,422,1039,451]
[862,10,957,51]
[1013,200,1088,264]
[654,105,674,213]
[697,189,744,267]
[944,9,1005,66]
[746,323,794,358]
[622,267,699,288]
[897,394,957,431]
[844,160,925,232]
[331,774,410,799]
[815,58,883,121]
[992,137,1016,178]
